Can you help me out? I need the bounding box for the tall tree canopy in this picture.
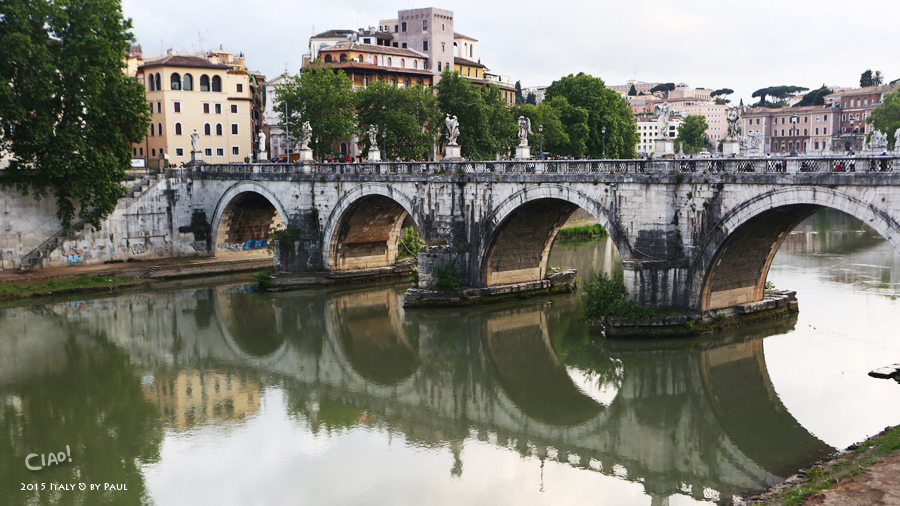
[751,85,809,107]
[545,73,636,158]
[649,82,676,97]
[867,90,900,150]
[675,115,709,154]
[793,86,833,107]
[274,62,356,159]
[355,81,442,161]
[0,0,151,228]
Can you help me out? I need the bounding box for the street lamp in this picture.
[789,113,798,155]
[849,117,856,153]
[538,124,543,160]
[601,126,607,159]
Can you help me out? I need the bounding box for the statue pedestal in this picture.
[297,149,313,162]
[445,144,461,160]
[258,150,268,162]
[515,145,532,160]
[191,150,202,163]
[722,139,740,157]
[653,139,675,158]
[368,149,381,162]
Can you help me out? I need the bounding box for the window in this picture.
[231,104,237,114]
[387,57,392,66]
[423,41,428,51]
[155,73,161,91]
[803,128,807,135]
[203,103,210,114]
[175,123,182,135]
[151,148,156,157]
[824,128,827,135]
[200,75,210,92]
[824,115,828,121]
[215,103,222,114]
[133,148,136,156]
[174,101,181,113]
[324,54,332,63]
[423,19,428,30]
[231,124,238,135]
[236,83,243,92]
[204,123,211,135]
[373,56,378,65]
[232,146,240,156]
[815,127,819,135]
[815,141,819,150]
[414,60,418,69]
[157,102,162,113]
[438,62,441,71]
[176,148,184,157]
[148,75,154,91]
[804,116,808,123]
[401,21,407,32]
[216,148,224,157]
[402,43,407,49]
[363,38,370,44]
[211,75,221,92]
[216,123,223,136]
[441,42,445,53]
[183,74,193,91]
[401,58,405,68]
[442,23,445,31]
[171,73,181,90]
[149,123,154,136]
[204,148,212,156]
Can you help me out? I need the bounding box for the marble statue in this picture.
[823,137,831,152]
[445,114,460,145]
[655,102,671,137]
[895,128,900,151]
[517,116,532,147]
[869,129,888,150]
[300,121,312,150]
[258,131,266,149]
[726,108,740,139]
[740,130,762,150]
[367,124,378,148]
[191,130,199,151]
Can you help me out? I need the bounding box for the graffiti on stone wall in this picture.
[189,241,209,252]
[216,240,268,252]
[130,243,147,255]
[217,243,244,252]
[62,248,84,264]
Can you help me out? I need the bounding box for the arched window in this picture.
[170,72,181,90]
[175,122,182,135]
[200,75,210,92]
[359,54,365,62]
[372,56,377,65]
[204,123,211,135]
[417,79,423,86]
[158,122,162,136]
[216,123,223,136]
[324,54,332,63]
[387,57,392,66]
[183,73,193,91]
[149,123,154,136]
[340,53,348,62]
[155,73,161,91]
[414,60,418,69]
[400,58,405,68]
[211,75,221,92]
[148,75,155,91]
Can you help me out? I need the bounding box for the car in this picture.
[698,151,711,158]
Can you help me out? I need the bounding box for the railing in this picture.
[185,155,899,177]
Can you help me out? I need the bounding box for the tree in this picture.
[710,88,734,97]
[628,84,637,96]
[436,70,513,160]
[545,73,637,158]
[274,62,355,159]
[751,85,808,107]
[649,82,676,97]
[874,70,884,86]
[513,102,569,158]
[794,86,833,107]
[0,0,151,229]
[514,80,524,105]
[544,96,588,158]
[867,90,900,150]
[860,70,874,88]
[675,115,709,154]
[355,81,442,161]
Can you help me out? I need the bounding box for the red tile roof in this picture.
[138,55,230,70]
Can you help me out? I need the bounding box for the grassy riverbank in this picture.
[746,424,900,505]
[0,275,140,306]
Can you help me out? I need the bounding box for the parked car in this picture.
[698,151,711,158]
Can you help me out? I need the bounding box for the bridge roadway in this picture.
[0,284,832,502]
[184,155,900,312]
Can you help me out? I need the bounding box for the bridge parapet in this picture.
[180,155,896,178]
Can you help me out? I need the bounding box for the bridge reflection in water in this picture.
[0,283,833,503]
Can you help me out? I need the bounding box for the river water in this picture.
[2,210,899,505]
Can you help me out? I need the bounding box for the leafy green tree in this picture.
[514,80,524,105]
[860,70,874,87]
[436,70,513,159]
[649,82,676,97]
[751,85,808,107]
[675,115,709,154]
[711,88,733,104]
[513,102,569,157]
[793,86,833,107]
[355,81,442,161]
[628,84,637,96]
[873,70,884,86]
[0,0,150,229]
[524,93,537,105]
[543,96,588,158]
[545,73,636,158]
[867,90,900,150]
[274,62,355,159]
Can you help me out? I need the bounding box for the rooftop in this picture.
[138,55,231,71]
[320,42,426,58]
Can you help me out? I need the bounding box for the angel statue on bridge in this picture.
[517,116,532,147]
[367,124,378,149]
[726,108,740,139]
[300,121,312,150]
[655,102,671,137]
[445,114,460,145]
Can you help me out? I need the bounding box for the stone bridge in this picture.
[179,156,900,312]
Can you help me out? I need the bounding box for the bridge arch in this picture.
[210,182,289,258]
[689,187,900,311]
[322,184,421,271]
[479,185,629,286]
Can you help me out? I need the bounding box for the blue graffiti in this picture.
[243,239,268,250]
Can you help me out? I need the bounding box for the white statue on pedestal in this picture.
[726,108,740,139]
[258,131,266,149]
[300,121,312,150]
[191,130,199,151]
[517,116,532,147]
[367,124,378,147]
[445,114,460,145]
[655,102,671,138]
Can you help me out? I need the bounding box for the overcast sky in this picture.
[121,0,898,105]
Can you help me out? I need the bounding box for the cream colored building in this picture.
[134,51,254,166]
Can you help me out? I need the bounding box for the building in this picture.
[379,7,456,77]
[635,116,682,155]
[134,50,261,166]
[740,105,838,154]
[825,84,900,152]
[318,42,432,88]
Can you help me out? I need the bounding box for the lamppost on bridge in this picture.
[538,124,543,160]
[789,113,799,156]
[602,126,607,159]
[848,117,856,153]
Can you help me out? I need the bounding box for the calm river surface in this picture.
[2,210,899,505]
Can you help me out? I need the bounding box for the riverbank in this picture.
[741,424,900,505]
